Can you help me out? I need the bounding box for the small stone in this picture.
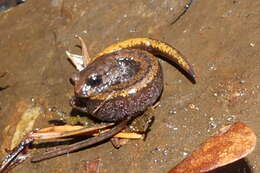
[166,124,178,131]
[48,107,57,112]
[189,104,199,111]
[208,64,217,71]
[249,42,255,47]
[240,80,245,84]
[209,121,217,129]
[163,150,169,156]
[169,109,177,114]
[227,115,236,122]
[182,151,188,156]
[129,28,136,33]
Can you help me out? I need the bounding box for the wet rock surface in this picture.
[0,0,259,172]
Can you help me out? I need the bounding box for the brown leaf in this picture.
[168,122,256,173]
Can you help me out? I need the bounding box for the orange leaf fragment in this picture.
[168,122,256,173]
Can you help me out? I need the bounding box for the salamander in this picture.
[30,37,196,162]
[70,38,195,122]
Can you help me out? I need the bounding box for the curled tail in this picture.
[94,38,196,82]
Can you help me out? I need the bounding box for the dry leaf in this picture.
[168,122,256,173]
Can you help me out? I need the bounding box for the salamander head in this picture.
[70,55,140,98]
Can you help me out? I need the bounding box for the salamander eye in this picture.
[87,74,102,87]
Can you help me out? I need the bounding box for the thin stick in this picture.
[29,123,114,140]
[31,119,129,162]
[0,138,33,173]
[170,0,195,25]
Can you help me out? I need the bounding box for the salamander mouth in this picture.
[70,96,88,112]
[70,96,110,122]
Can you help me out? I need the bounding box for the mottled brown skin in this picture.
[70,38,195,123]
[71,49,163,122]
